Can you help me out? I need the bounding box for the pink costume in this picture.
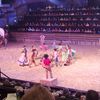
[40,43,48,51]
[43,58,51,70]
[42,58,53,79]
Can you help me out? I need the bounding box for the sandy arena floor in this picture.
[0,42,100,92]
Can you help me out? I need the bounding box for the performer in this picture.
[71,49,76,58]
[40,34,45,45]
[40,43,48,51]
[42,54,53,79]
[53,48,59,67]
[61,47,68,66]
[67,44,76,58]
[4,26,8,48]
[4,37,8,48]
[29,46,38,67]
[64,54,72,66]
[64,45,76,66]
[18,50,27,66]
[22,45,28,63]
[52,40,57,49]
[57,40,63,55]
[0,36,3,47]
[67,44,72,58]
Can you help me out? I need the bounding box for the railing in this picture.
[10,32,100,46]
[0,68,10,79]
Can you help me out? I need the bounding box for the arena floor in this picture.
[0,42,100,92]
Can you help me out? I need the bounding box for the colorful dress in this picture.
[18,52,26,66]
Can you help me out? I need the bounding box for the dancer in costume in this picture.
[64,44,76,66]
[22,45,28,63]
[40,43,48,51]
[18,50,28,66]
[29,46,38,67]
[67,44,76,58]
[52,40,57,49]
[53,48,59,67]
[40,34,45,45]
[61,47,68,66]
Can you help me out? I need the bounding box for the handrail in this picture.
[0,68,10,79]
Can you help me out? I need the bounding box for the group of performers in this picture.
[18,35,76,79]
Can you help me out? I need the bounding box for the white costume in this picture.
[40,35,45,45]
[0,28,5,38]
[18,52,26,66]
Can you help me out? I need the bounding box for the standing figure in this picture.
[66,44,72,58]
[18,46,28,66]
[64,44,74,66]
[29,47,38,67]
[67,44,76,58]
[3,37,8,48]
[42,54,53,79]
[0,36,3,47]
[53,48,59,67]
[61,47,68,66]
[40,34,45,45]
[3,27,8,48]
[57,41,63,56]
[64,55,71,66]
[52,40,57,49]
[40,43,48,51]
[18,50,27,66]
[23,45,28,63]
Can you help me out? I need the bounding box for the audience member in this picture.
[86,90,99,100]
[21,84,55,100]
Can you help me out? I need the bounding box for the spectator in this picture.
[86,90,99,100]
[21,84,55,100]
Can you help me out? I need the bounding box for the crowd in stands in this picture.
[0,77,100,100]
[10,5,100,34]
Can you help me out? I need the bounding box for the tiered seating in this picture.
[0,77,33,100]
[10,5,100,34]
[0,77,87,100]
[0,70,87,100]
[0,69,99,100]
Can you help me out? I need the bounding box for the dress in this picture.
[61,51,68,62]
[54,51,59,63]
[71,49,76,57]
[18,52,26,65]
